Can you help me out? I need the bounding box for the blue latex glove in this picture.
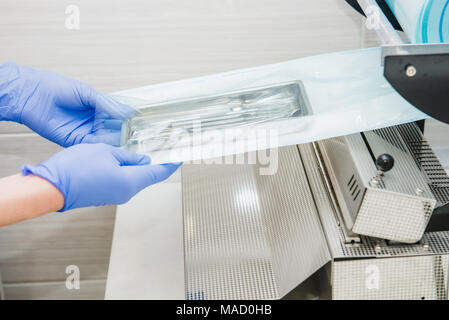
[21,143,181,211]
[0,62,133,147]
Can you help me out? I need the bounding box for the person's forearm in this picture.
[0,174,64,226]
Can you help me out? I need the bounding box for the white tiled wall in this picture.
[1,0,448,299]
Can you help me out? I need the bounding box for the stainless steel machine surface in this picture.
[182,122,449,300]
[317,123,448,243]
[182,146,330,299]
[179,0,449,301]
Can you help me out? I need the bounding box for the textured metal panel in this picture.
[316,136,366,230]
[396,122,449,208]
[183,164,278,300]
[351,124,443,242]
[182,146,330,300]
[365,125,434,198]
[303,141,449,300]
[318,123,439,243]
[298,143,348,257]
[332,255,449,300]
[254,146,331,297]
[335,229,449,259]
[353,190,433,243]
[301,142,449,260]
[296,143,449,300]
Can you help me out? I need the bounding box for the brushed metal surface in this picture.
[381,44,449,66]
[316,135,366,230]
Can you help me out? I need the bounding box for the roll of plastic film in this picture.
[385,0,449,43]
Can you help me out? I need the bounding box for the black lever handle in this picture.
[376,153,395,173]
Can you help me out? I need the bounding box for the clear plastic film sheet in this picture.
[99,47,427,164]
[385,0,449,43]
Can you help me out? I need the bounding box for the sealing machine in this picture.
[180,0,449,299]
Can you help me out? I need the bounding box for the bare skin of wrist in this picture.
[0,174,64,226]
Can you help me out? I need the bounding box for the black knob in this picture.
[376,154,394,172]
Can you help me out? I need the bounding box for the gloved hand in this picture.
[0,62,133,147]
[21,143,181,211]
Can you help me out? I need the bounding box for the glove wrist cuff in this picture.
[0,62,33,123]
[21,164,69,212]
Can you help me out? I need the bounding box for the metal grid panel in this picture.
[182,146,330,299]
[353,191,433,243]
[335,230,449,259]
[333,255,449,300]
[183,164,278,300]
[396,122,449,207]
[254,146,331,297]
